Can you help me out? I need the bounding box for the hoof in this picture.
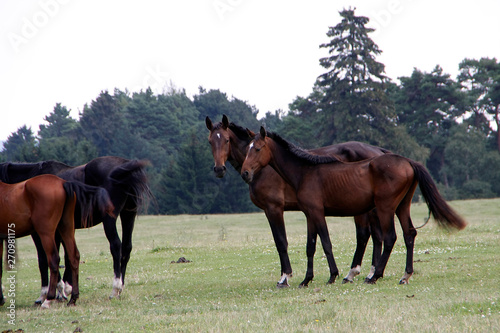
[276,282,289,289]
[326,275,337,285]
[342,278,354,284]
[41,299,53,309]
[0,297,5,306]
[67,296,78,306]
[399,278,409,285]
[110,277,123,299]
[364,277,377,285]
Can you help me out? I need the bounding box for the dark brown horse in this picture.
[241,127,466,286]
[206,115,391,287]
[0,175,114,308]
[0,156,152,301]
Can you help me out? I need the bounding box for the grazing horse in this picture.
[206,115,391,287]
[0,156,152,300]
[0,175,114,308]
[241,127,466,286]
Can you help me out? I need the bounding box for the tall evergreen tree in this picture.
[1,126,39,162]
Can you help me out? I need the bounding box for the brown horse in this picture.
[0,175,114,308]
[206,115,391,287]
[241,127,466,286]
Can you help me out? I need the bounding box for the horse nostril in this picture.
[222,166,226,172]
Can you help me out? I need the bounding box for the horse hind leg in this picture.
[396,192,418,285]
[343,214,371,283]
[37,235,60,309]
[365,211,397,284]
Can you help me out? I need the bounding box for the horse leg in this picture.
[367,210,384,281]
[299,217,318,288]
[396,193,418,284]
[365,211,397,284]
[38,234,60,309]
[31,233,50,305]
[343,214,371,283]
[0,240,4,306]
[316,216,339,285]
[102,217,123,299]
[58,232,73,300]
[57,228,80,306]
[263,207,292,288]
[119,209,137,293]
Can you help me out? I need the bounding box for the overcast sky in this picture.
[1,0,499,143]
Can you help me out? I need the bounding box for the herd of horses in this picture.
[0,114,466,309]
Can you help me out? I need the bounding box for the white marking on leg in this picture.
[110,276,123,299]
[399,272,412,284]
[343,265,361,282]
[64,281,73,296]
[41,299,52,309]
[366,265,376,279]
[56,280,68,300]
[35,286,49,304]
[277,273,290,287]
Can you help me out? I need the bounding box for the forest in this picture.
[1,9,500,215]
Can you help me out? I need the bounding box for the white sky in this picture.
[1,0,499,143]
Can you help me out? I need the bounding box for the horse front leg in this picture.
[316,216,339,285]
[102,217,123,299]
[299,217,318,288]
[264,207,292,288]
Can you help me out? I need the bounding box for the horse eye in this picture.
[255,147,261,152]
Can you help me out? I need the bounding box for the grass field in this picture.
[1,198,499,332]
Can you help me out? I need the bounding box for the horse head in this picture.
[206,115,231,178]
[241,126,272,184]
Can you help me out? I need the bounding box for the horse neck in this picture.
[266,139,305,190]
[228,130,251,172]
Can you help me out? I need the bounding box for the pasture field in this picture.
[2,198,499,332]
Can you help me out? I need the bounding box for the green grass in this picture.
[2,199,499,332]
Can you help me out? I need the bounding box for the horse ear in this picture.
[205,116,213,130]
[246,128,256,138]
[260,126,267,138]
[222,114,229,129]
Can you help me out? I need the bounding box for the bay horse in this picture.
[206,115,391,287]
[0,156,152,301]
[0,174,114,308]
[241,127,466,286]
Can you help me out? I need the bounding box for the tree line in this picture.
[2,8,499,214]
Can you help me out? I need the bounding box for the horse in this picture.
[0,174,114,308]
[241,127,466,286]
[206,115,392,287]
[0,156,152,301]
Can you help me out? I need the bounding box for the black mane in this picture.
[266,131,340,165]
[229,122,253,143]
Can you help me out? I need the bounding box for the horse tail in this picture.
[108,159,154,213]
[63,181,115,228]
[408,160,467,230]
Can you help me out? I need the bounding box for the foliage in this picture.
[1,9,499,212]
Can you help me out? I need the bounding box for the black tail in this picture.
[409,160,467,230]
[63,181,115,228]
[108,159,154,213]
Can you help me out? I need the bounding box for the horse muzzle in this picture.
[241,170,253,184]
[213,165,226,178]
